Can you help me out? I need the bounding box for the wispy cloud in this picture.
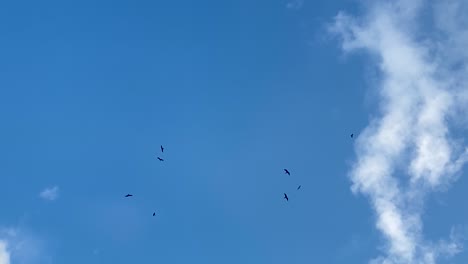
[39,186,59,201]
[0,240,10,264]
[286,0,304,10]
[330,0,468,263]
[0,228,48,264]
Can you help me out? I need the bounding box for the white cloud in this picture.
[0,241,10,264]
[0,228,48,264]
[330,0,468,263]
[39,186,59,201]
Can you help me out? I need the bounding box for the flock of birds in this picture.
[123,145,166,216]
[124,133,355,216]
[282,169,296,202]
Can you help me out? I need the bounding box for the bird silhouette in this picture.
[284,169,290,176]
[284,193,289,201]
[350,133,354,138]
[157,157,164,161]
[153,212,156,216]
[297,185,301,190]
[124,194,133,197]
[160,145,164,153]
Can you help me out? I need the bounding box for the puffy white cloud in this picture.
[330,0,468,263]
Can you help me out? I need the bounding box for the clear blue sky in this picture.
[1,1,468,263]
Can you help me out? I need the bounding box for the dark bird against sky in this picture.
[153,212,156,216]
[284,169,290,176]
[157,157,164,161]
[125,194,133,197]
[351,133,354,138]
[284,193,289,201]
[297,185,301,190]
[161,145,164,152]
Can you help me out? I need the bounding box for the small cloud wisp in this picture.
[39,186,59,201]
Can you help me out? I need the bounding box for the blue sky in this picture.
[1,1,468,264]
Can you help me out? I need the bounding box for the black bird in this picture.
[297,185,301,190]
[284,169,290,176]
[284,193,289,201]
[160,145,164,153]
[153,212,156,216]
[157,157,164,161]
[351,133,354,138]
[124,194,133,197]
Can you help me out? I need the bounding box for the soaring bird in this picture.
[350,133,354,138]
[157,157,164,161]
[125,194,133,197]
[160,145,164,153]
[297,185,301,190]
[284,193,289,201]
[153,212,156,216]
[284,169,290,176]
